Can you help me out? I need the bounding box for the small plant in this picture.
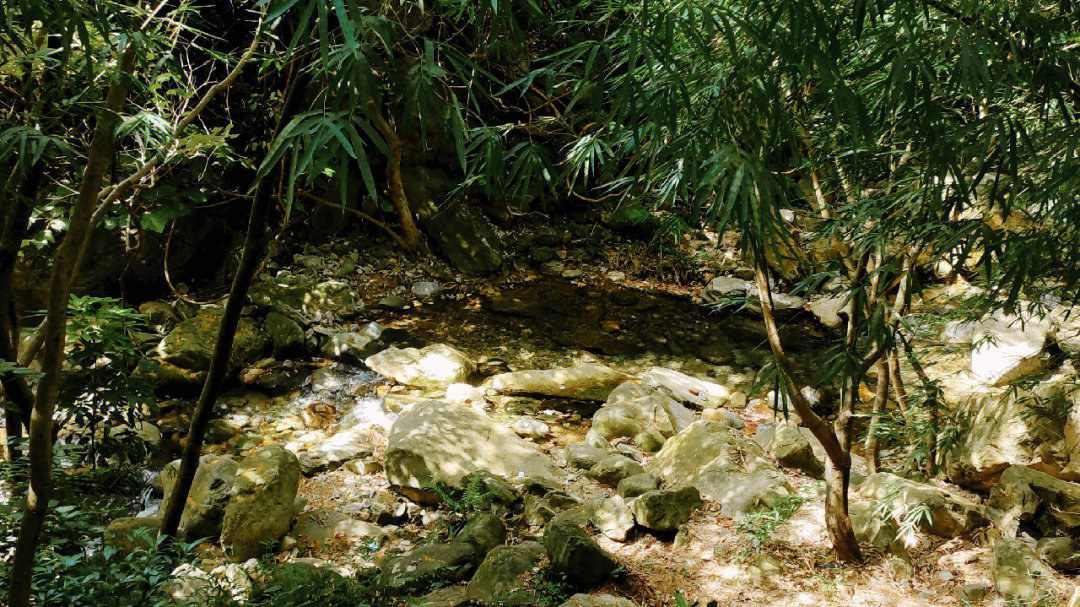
[58,296,158,466]
[422,475,494,514]
[674,590,718,607]
[737,493,810,552]
[871,483,934,548]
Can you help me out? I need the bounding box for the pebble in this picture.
[511,419,550,439]
[412,281,443,299]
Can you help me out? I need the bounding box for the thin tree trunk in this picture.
[888,351,908,413]
[865,354,890,474]
[367,97,422,251]
[0,170,42,460]
[159,67,306,540]
[8,45,136,607]
[752,260,861,562]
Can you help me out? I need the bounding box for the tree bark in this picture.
[159,67,306,540]
[752,259,861,562]
[366,97,423,251]
[7,44,137,607]
[865,355,890,474]
[0,169,42,460]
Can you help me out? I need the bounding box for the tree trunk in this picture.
[367,97,422,251]
[159,68,306,540]
[7,45,136,607]
[752,259,860,562]
[865,354,890,474]
[0,169,41,460]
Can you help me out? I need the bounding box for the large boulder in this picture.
[647,421,793,517]
[543,512,618,588]
[946,385,1077,490]
[466,542,547,605]
[754,422,824,477]
[587,496,635,542]
[160,454,239,539]
[971,312,1052,386]
[848,502,910,559]
[587,454,645,486]
[156,309,269,372]
[220,445,301,561]
[248,276,363,320]
[290,510,384,550]
[858,472,986,538]
[488,363,628,401]
[628,486,702,531]
[365,344,474,388]
[994,536,1053,603]
[382,542,479,595]
[1036,537,1080,571]
[586,387,695,451]
[385,400,561,502]
[637,368,732,409]
[104,516,162,552]
[988,466,1080,538]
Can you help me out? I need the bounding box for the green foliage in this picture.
[736,494,810,552]
[58,296,157,466]
[240,562,388,607]
[29,534,195,607]
[870,482,934,547]
[422,475,494,514]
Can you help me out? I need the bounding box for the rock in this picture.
[417,586,470,607]
[858,472,986,538]
[988,466,1080,538]
[488,363,628,401]
[809,296,846,329]
[745,553,784,580]
[544,511,618,587]
[1036,536,1080,571]
[848,502,911,559]
[638,368,732,409]
[290,509,384,549]
[157,309,269,372]
[456,513,507,555]
[588,454,645,486]
[971,312,1052,385]
[385,400,561,501]
[523,491,580,527]
[297,424,378,475]
[382,542,479,595]
[412,281,443,299]
[628,486,702,531]
[104,516,162,552]
[160,454,239,539]
[220,445,301,561]
[166,562,254,606]
[265,311,305,357]
[942,320,977,345]
[704,276,753,299]
[205,418,239,444]
[647,421,793,517]
[617,473,660,499]
[249,276,363,320]
[993,536,1052,603]
[415,198,504,276]
[560,595,638,607]
[366,344,475,388]
[586,391,695,449]
[378,294,409,310]
[320,331,379,364]
[604,201,656,234]
[466,542,547,604]
[139,301,177,329]
[511,418,551,439]
[957,583,987,604]
[565,444,606,471]
[587,496,635,542]
[757,422,824,477]
[946,387,1076,490]
[560,595,637,607]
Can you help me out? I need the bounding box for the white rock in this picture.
[639,367,731,409]
[705,276,753,298]
[444,383,485,405]
[511,418,551,439]
[971,312,1052,385]
[412,281,442,299]
[809,295,846,329]
[941,320,977,345]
